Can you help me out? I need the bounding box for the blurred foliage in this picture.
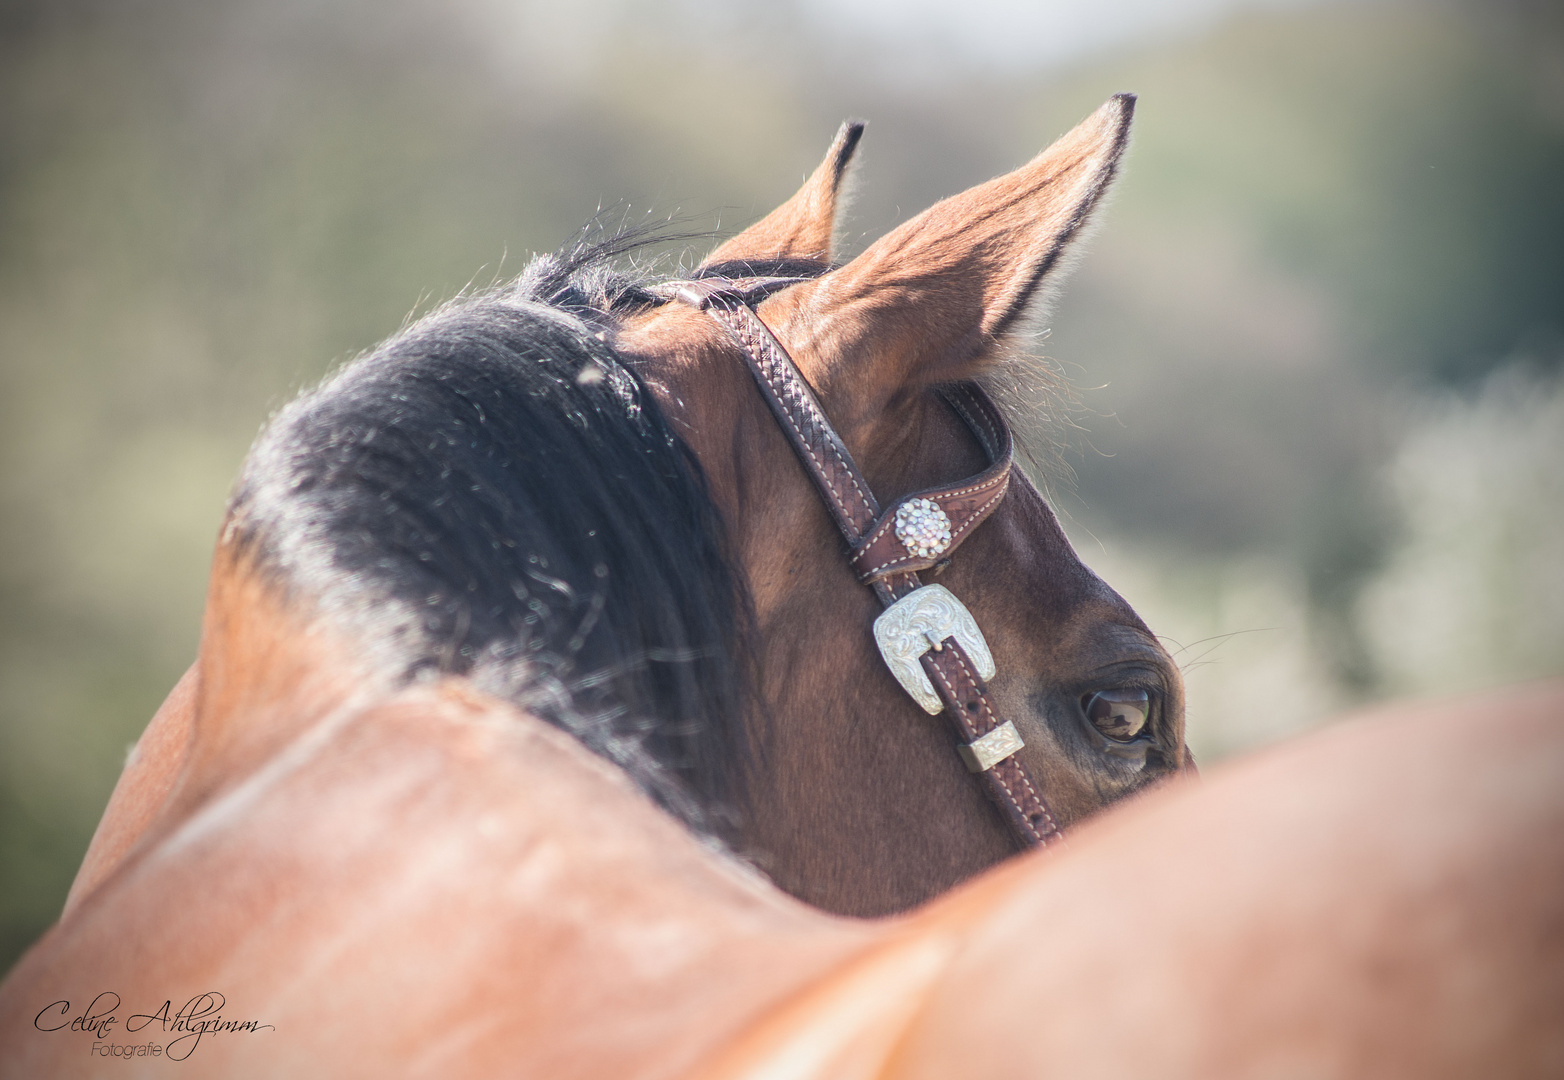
[1,0,1560,970]
[1362,367,1564,694]
[1012,1,1562,691]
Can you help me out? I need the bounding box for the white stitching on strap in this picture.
[721,308,875,534]
[857,469,1009,552]
[946,648,1056,841]
[856,471,1008,555]
[927,650,1046,844]
[857,480,1009,577]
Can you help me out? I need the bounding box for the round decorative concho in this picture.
[894,497,953,559]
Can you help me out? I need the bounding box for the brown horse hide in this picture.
[2,660,1559,1076]
[67,96,1190,921]
[4,97,1559,1076]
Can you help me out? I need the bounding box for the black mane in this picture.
[226,234,760,827]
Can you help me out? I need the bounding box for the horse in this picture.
[58,93,1189,922]
[3,670,1559,1075]
[2,93,1561,1079]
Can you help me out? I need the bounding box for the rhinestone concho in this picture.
[894,497,953,559]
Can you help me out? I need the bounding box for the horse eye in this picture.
[1084,689,1150,741]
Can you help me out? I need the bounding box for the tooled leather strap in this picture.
[922,640,1061,844]
[664,276,1062,849]
[849,385,1013,583]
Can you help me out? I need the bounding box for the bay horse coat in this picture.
[2,97,1559,1076]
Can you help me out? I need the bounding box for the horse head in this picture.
[68,95,1185,920]
[620,94,1186,912]
[24,98,1557,1080]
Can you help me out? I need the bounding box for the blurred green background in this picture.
[2,0,1560,969]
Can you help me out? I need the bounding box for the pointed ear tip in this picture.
[822,121,865,186]
[1074,94,1134,150]
[833,120,866,155]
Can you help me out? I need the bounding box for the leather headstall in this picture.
[656,275,1062,850]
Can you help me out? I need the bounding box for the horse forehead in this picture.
[620,303,738,382]
[619,305,761,438]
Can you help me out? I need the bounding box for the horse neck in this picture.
[164,543,380,829]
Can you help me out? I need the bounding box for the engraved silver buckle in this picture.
[872,584,996,715]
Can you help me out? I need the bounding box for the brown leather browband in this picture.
[658,275,1062,850]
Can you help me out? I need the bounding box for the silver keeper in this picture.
[957,720,1026,772]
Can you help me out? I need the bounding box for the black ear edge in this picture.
[828,120,866,191]
[984,93,1135,342]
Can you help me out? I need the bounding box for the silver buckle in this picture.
[872,584,996,715]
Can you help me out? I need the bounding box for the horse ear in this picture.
[701,120,864,270]
[763,95,1134,404]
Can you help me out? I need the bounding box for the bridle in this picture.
[656,273,1062,850]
